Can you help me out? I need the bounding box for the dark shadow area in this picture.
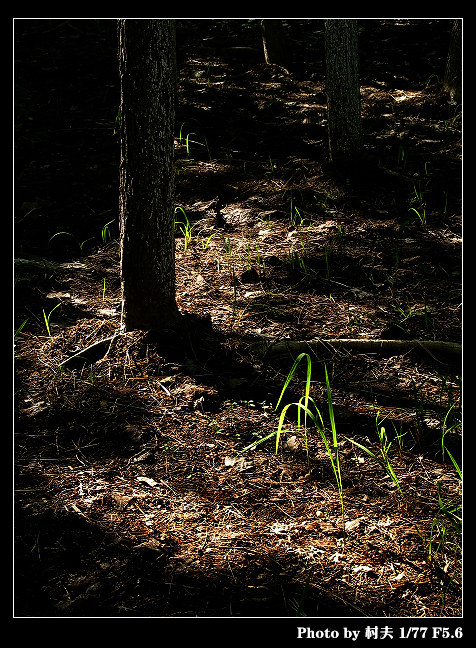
[15,503,365,617]
[15,19,119,259]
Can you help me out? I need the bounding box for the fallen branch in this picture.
[59,330,461,370]
[59,334,118,368]
[256,337,462,364]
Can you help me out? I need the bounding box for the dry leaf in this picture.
[286,435,300,451]
[111,493,133,510]
[224,456,251,471]
[390,572,405,582]
[378,517,393,528]
[345,517,365,533]
[136,476,158,487]
[352,565,372,573]
[270,522,288,536]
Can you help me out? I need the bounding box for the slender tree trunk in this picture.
[443,19,462,102]
[118,19,180,333]
[324,19,363,164]
[261,20,288,67]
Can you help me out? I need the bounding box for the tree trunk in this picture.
[324,19,363,164]
[261,20,288,67]
[443,19,462,102]
[118,19,180,333]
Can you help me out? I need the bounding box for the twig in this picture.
[59,334,119,368]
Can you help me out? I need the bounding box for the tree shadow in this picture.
[15,502,364,617]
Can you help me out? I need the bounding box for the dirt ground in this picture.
[14,19,462,619]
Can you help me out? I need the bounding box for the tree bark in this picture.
[261,20,288,67]
[324,19,363,164]
[443,19,462,102]
[118,19,180,333]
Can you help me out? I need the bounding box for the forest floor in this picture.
[14,19,462,620]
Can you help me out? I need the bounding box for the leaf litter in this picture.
[14,19,461,618]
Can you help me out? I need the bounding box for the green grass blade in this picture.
[42,309,51,337]
[42,302,62,337]
[323,363,342,490]
[275,352,311,412]
[14,319,28,338]
[237,429,278,454]
[444,447,462,480]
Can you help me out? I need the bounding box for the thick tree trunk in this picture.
[443,19,462,102]
[118,19,180,333]
[324,19,363,164]
[261,20,288,67]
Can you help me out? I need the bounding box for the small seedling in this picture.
[223,236,232,256]
[198,60,213,85]
[397,145,408,170]
[284,189,305,227]
[425,73,440,89]
[412,181,425,204]
[255,244,266,272]
[317,192,331,211]
[442,108,461,131]
[390,299,424,331]
[391,420,407,458]
[49,231,93,254]
[426,480,461,568]
[244,243,253,270]
[178,125,212,161]
[346,412,403,496]
[409,207,427,226]
[265,155,276,179]
[239,354,346,532]
[201,232,216,250]
[174,206,195,250]
[42,302,62,337]
[288,249,307,274]
[101,219,115,245]
[440,404,462,474]
[185,132,195,157]
[14,319,28,338]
